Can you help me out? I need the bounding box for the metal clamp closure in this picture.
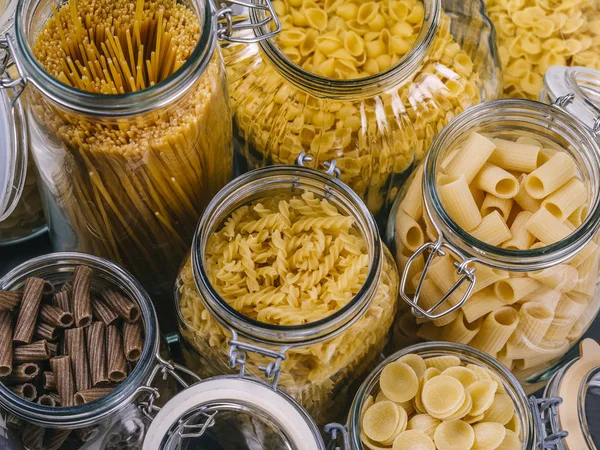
[551,92,600,138]
[324,423,349,450]
[296,152,342,179]
[529,396,569,450]
[211,0,281,44]
[400,237,477,320]
[228,329,288,390]
[0,35,26,108]
[136,353,203,422]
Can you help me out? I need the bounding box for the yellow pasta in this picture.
[528,265,578,292]
[397,211,426,252]
[392,430,436,450]
[470,210,512,246]
[461,288,505,323]
[439,312,482,344]
[482,394,514,425]
[489,138,540,173]
[433,420,475,450]
[472,422,506,450]
[524,153,576,199]
[438,176,482,231]
[470,307,519,354]
[444,133,497,183]
[397,354,427,380]
[496,430,522,450]
[424,355,461,371]
[542,178,587,221]
[480,194,514,222]
[363,401,404,442]
[381,361,420,403]
[494,278,542,304]
[442,366,481,388]
[422,375,465,417]
[503,211,535,250]
[526,208,574,245]
[467,379,498,416]
[407,414,441,440]
[473,164,519,199]
[514,175,542,213]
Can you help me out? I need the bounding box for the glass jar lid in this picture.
[0,33,27,223]
[546,339,600,450]
[543,66,600,138]
[143,375,325,450]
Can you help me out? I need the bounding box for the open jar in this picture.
[327,342,569,450]
[175,159,400,426]
[221,0,500,219]
[0,0,45,246]
[0,0,279,323]
[386,98,600,387]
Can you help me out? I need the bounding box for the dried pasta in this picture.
[393,131,600,379]
[360,354,522,450]
[223,0,494,215]
[485,0,600,98]
[178,192,399,425]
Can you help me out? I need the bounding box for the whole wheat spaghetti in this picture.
[30,0,232,309]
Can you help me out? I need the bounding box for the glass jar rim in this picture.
[256,0,441,99]
[424,98,600,270]
[346,341,534,450]
[11,0,216,117]
[0,252,159,428]
[185,164,383,347]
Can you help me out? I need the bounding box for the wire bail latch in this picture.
[529,396,569,450]
[296,151,342,179]
[211,0,281,44]
[324,423,349,450]
[0,35,26,108]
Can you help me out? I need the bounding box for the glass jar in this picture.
[175,161,400,426]
[0,252,169,450]
[0,0,279,323]
[0,0,45,246]
[543,338,600,450]
[485,0,600,100]
[386,98,600,387]
[541,65,600,138]
[327,342,569,450]
[222,0,500,220]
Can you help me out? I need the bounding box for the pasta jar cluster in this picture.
[174,161,400,427]
[328,342,569,450]
[221,0,500,219]
[0,0,276,323]
[387,98,600,387]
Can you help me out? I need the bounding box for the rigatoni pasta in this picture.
[393,131,600,379]
[360,353,521,450]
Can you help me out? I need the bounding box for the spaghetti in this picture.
[29,0,233,307]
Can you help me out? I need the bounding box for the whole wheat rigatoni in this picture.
[10,383,37,401]
[75,387,114,405]
[40,304,74,328]
[38,393,58,407]
[72,266,93,327]
[101,288,140,323]
[87,322,108,386]
[0,311,13,376]
[14,277,46,343]
[34,322,60,342]
[0,291,21,311]
[64,328,91,392]
[48,342,58,358]
[3,363,40,384]
[123,322,144,362]
[52,289,71,313]
[91,296,119,325]
[106,325,127,382]
[50,355,75,407]
[43,371,56,391]
[14,340,51,362]
[22,423,45,450]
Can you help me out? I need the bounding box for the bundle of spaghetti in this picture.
[178,192,399,425]
[30,0,233,298]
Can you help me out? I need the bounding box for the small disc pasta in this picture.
[392,430,436,450]
[363,401,403,442]
[398,354,427,379]
[472,422,507,450]
[380,361,420,403]
[442,366,481,388]
[483,393,514,425]
[467,379,498,416]
[407,414,440,439]
[422,375,465,416]
[425,355,461,371]
[433,420,475,450]
[496,430,521,450]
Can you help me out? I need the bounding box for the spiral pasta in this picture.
[485,0,600,98]
[360,354,521,450]
[178,192,399,425]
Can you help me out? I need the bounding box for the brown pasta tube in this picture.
[44,429,71,450]
[87,322,108,386]
[0,311,13,376]
[101,288,140,322]
[76,426,99,442]
[64,328,91,392]
[48,342,58,358]
[9,383,37,401]
[50,356,75,407]
[40,304,74,328]
[14,340,51,362]
[34,321,60,342]
[0,291,21,311]
[2,362,40,384]
[75,386,114,405]
[22,423,46,450]
[37,393,58,407]
[52,289,71,313]
[106,325,127,382]
[6,413,23,431]
[72,266,93,327]
[43,371,56,390]
[14,277,46,343]
[123,322,144,362]
[91,296,119,325]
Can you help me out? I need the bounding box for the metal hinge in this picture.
[529,396,569,450]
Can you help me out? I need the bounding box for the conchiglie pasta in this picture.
[391,130,600,381]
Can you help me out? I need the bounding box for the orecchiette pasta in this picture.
[179,191,399,425]
[360,354,522,450]
[393,131,600,380]
[224,0,495,215]
[486,0,600,98]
